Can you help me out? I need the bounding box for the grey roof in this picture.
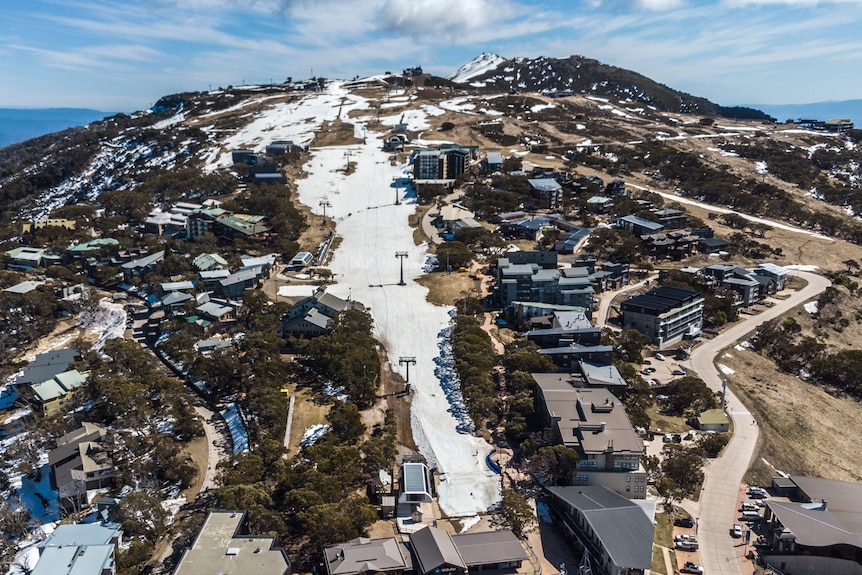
[162,291,193,306]
[220,268,260,287]
[42,522,121,548]
[410,526,466,573]
[538,345,613,356]
[788,476,862,534]
[579,361,627,387]
[547,486,654,570]
[32,544,115,575]
[618,215,664,232]
[174,511,290,575]
[15,348,80,386]
[323,537,412,575]
[161,280,195,292]
[200,269,231,280]
[528,178,562,192]
[121,250,165,270]
[4,280,44,294]
[401,462,430,494]
[197,301,233,318]
[451,531,528,566]
[486,152,503,164]
[536,384,643,455]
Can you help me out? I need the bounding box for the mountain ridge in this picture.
[448,53,773,121]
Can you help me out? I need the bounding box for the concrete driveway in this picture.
[684,270,830,575]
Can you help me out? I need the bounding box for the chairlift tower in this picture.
[398,357,416,383]
[395,251,408,286]
[319,198,332,226]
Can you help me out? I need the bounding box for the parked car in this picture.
[655,353,666,361]
[650,378,662,387]
[741,502,758,511]
[643,359,652,365]
[682,562,704,574]
[674,517,694,528]
[731,524,743,538]
[672,369,687,376]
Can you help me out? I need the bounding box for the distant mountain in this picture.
[0,108,111,148]
[745,100,862,126]
[449,54,772,121]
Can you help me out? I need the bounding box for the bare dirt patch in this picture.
[415,271,476,307]
[312,118,363,147]
[285,386,331,456]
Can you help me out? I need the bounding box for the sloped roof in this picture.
[546,486,653,570]
[121,250,165,270]
[451,531,527,566]
[323,537,412,575]
[193,253,229,271]
[410,526,466,573]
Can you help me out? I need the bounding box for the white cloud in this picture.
[377,0,518,38]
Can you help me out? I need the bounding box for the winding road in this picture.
[682,270,830,575]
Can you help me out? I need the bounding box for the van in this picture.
[741,510,762,522]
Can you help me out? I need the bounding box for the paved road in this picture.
[684,270,830,575]
[194,404,231,492]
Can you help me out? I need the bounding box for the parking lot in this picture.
[639,351,692,389]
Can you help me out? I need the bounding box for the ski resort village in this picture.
[2,57,862,575]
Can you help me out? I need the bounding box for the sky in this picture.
[2,0,862,112]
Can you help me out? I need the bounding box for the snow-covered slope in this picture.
[448,53,507,84]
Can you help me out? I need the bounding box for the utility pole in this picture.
[319,198,331,226]
[395,251,408,286]
[393,177,401,205]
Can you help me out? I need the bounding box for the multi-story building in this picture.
[545,485,654,575]
[535,381,647,499]
[621,285,704,349]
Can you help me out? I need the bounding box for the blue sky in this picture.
[2,0,861,111]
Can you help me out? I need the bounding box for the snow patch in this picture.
[804,301,819,314]
[717,364,735,375]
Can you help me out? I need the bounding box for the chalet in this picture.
[249,165,285,185]
[324,527,528,575]
[14,348,81,387]
[192,253,229,272]
[527,178,563,208]
[31,520,122,575]
[49,423,114,512]
[120,250,165,281]
[144,208,188,235]
[214,214,271,241]
[281,287,350,338]
[218,268,261,298]
[266,140,296,155]
[615,215,664,236]
[483,152,503,172]
[5,246,58,269]
[28,369,88,417]
[586,195,613,214]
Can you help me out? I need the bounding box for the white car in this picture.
[731,524,743,538]
[655,353,666,361]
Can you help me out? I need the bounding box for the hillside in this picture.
[448,53,773,120]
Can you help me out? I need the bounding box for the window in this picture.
[626,475,631,482]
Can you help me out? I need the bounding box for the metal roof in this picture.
[546,486,653,570]
[323,537,412,575]
[410,526,466,573]
[451,531,527,566]
[401,462,430,494]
